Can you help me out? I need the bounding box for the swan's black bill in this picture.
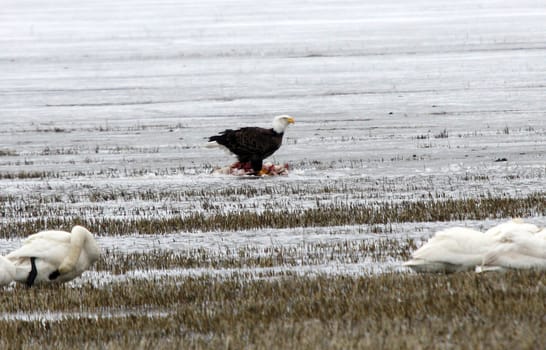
[49,270,60,280]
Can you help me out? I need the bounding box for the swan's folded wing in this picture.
[484,220,541,237]
[535,229,546,240]
[6,238,69,267]
[24,230,70,244]
[411,228,492,266]
[482,236,546,269]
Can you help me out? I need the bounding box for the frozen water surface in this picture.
[0,0,545,319]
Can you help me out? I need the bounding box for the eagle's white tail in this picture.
[205,141,221,148]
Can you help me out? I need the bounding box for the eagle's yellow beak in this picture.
[287,117,295,124]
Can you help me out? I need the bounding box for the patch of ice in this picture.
[0,308,169,322]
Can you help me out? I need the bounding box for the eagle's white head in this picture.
[272,115,295,134]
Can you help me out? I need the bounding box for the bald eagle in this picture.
[208,115,295,175]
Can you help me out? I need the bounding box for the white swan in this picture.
[0,256,16,286]
[5,225,100,287]
[403,227,497,273]
[476,228,546,272]
[404,219,543,273]
[483,219,541,237]
[536,228,546,240]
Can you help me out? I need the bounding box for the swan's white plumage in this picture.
[404,227,496,273]
[0,256,16,286]
[477,229,546,271]
[533,228,546,240]
[483,219,541,237]
[6,225,100,285]
[405,219,545,273]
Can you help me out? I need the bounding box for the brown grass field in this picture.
[0,150,545,349]
[0,271,544,349]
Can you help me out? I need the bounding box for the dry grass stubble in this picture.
[1,193,544,238]
[0,271,544,349]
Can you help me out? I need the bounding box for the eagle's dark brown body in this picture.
[209,127,284,174]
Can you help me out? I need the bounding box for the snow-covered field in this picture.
[1,0,545,307]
